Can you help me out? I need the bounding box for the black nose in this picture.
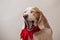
[23,15,28,19]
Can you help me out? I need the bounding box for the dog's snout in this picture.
[23,15,28,19]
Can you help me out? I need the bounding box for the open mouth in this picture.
[25,20,34,30]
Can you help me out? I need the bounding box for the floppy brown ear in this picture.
[38,11,50,29]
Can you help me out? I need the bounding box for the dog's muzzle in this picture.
[23,14,35,30]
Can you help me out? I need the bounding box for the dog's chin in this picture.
[25,20,35,30]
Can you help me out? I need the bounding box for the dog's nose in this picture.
[23,15,28,19]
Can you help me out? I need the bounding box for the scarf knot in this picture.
[20,25,41,40]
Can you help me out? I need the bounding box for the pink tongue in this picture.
[28,21,32,26]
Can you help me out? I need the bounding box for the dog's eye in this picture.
[31,11,34,13]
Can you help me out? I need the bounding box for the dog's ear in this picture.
[38,11,50,29]
[32,7,41,21]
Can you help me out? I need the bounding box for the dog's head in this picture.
[23,7,42,30]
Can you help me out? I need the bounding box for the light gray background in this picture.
[0,0,60,40]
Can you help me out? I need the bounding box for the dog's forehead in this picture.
[24,7,33,12]
[24,7,41,12]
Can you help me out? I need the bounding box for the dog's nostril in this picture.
[23,15,28,19]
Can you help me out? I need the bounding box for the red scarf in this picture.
[20,24,41,40]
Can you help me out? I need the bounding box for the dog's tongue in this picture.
[25,21,34,30]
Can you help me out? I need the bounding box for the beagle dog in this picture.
[20,7,52,40]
